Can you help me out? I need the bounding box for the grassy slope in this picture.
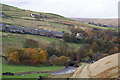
[1,32,82,51]
[1,4,82,57]
[88,24,117,30]
[1,4,77,33]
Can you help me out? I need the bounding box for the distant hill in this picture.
[1,4,117,32]
[0,4,88,33]
[71,18,118,28]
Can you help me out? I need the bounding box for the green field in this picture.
[1,32,82,51]
[1,62,63,78]
[2,63,63,73]
[88,24,117,30]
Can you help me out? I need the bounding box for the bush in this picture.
[23,39,39,48]
[53,56,69,65]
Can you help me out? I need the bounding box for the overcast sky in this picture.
[1,0,119,18]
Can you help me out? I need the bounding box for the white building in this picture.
[76,33,83,39]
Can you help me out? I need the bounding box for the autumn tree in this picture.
[85,28,94,38]
[112,36,119,43]
[77,44,89,62]
[53,56,69,65]
[108,46,119,55]
[8,52,20,64]
[23,48,40,64]
[39,49,48,63]
[91,42,99,53]
[6,48,20,55]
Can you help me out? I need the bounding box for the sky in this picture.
[1,0,120,18]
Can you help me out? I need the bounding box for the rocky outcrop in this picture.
[71,53,119,78]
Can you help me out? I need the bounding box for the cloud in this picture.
[1,0,119,18]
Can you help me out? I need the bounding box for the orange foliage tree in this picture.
[6,48,48,65]
[8,52,20,64]
[39,49,48,63]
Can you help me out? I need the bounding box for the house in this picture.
[76,33,83,39]
[31,13,47,18]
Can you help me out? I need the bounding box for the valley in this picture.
[0,3,119,79]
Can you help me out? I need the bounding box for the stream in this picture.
[51,66,77,75]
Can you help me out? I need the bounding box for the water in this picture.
[51,66,77,75]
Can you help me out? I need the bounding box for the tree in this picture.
[68,49,77,61]
[112,36,119,43]
[77,44,90,62]
[24,48,40,64]
[39,49,48,63]
[46,42,58,56]
[69,33,77,43]
[88,49,94,58]
[23,39,39,48]
[108,46,119,55]
[62,33,70,42]
[92,42,99,53]
[8,52,20,64]
[53,56,69,65]
[85,28,94,38]
[6,48,19,55]
[59,41,69,56]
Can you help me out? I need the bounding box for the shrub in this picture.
[23,39,39,48]
[53,56,69,65]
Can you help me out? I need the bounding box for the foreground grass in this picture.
[2,73,49,78]
[2,63,63,73]
[1,62,63,78]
